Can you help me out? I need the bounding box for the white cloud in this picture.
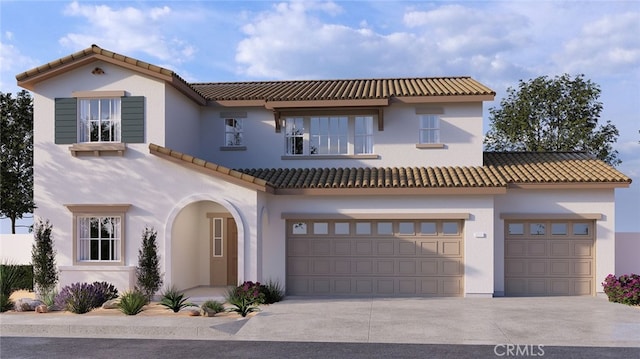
[234,2,532,80]
[557,12,640,76]
[0,42,38,93]
[59,1,197,65]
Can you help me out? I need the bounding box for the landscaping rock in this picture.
[14,298,45,312]
[102,299,120,309]
[188,309,200,316]
[35,304,49,313]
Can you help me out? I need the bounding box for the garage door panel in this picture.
[528,241,547,256]
[420,241,438,256]
[398,240,417,255]
[334,240,351,255]
[442,241,462,256]
[355,241,373,255]
[505,220,594,296]
[288,219,464,297]
[310,240,329,255]
[377,241,394,255]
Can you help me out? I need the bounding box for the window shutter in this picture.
[54,98,77,144]
[121,96,145,143]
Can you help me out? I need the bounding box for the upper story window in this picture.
[419,114,440,144]
[224,118,243,146]
[284,115,374,156]
[285,117,305,155]
[79,98,121,142]
[310,116,348,154]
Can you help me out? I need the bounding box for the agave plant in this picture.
[159,286,195,313]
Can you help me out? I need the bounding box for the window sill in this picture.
[69,143,127,156]
[281,154,379,160]
[220,146,247,151]
[415,143,446,149]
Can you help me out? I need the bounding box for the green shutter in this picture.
[121,96,145,143]
[55,98,77,144]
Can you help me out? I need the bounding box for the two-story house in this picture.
[16,45,631,298]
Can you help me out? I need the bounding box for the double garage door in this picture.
[505,220,595,296]
[286,219,464,297]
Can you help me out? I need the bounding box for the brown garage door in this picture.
[286,219,464,296]
[505,220,595,296]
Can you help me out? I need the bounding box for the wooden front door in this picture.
[208,215,238,286]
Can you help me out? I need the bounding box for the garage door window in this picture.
[335,222,350,235]
[292,222,307,235]
[443,222,460,235]
[508,223,524,235]
[377,222,393,235]
[398,222,415,235]
[420,222,437,235]
[355,222,371,235]
[313,222,329,235]
[530,223,546,235]
[573,223,589,235]
[551,223,568,235]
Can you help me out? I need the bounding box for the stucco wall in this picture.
[198,102,484,169]
[260,194,496,297]
[493,188,616,295]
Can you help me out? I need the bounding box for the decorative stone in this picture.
[35,304,49,313]
[188,309,200,316]
[14,298,45,312]
[102,299,120,309]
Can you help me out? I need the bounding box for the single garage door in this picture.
[505,220,595,296]
[286,219,464,296]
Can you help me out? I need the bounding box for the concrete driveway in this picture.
[1,296,639,347]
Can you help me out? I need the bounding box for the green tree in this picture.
[1,90,35,233]
[484,74,620,166]
[31,219,58,298]
[136,227,163,302]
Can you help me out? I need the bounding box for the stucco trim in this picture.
[415,143,446,149]
[499,213,603,220]
[509,183,631,189]
[392,94,495,103]
[281,212,471,220]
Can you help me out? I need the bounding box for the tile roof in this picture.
[150,144,630,192]
[238,166,506,189]
[190,77,495,101]
[483,152,632,184]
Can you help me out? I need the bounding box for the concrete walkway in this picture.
[1,296,639,347]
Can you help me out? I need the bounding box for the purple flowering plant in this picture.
[602,274,640,306]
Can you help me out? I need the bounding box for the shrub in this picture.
[159,286,194,312]
[41,290,57,310]
[118,291,147,315]
[55,282,100,314]
[0,261,22,312]
[54,281,118,314]
[602,274,640,306]
[31,219,58,297]
[259,279,285,304]
[201,300,225,316]
[0,293,13,312]
[226,281,263,317]
[136,227,163,302]
[92,281,119,306]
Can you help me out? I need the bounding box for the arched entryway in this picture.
[168,200,239,290]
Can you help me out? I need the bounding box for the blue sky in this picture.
[1,0,639,233]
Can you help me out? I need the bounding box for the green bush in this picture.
[32,220,58,296]
[259,279,285,304]
[0,261,24,312]
[201,300,225,315]
[226,281,263,317]
[0,293,13,312]
[118,291,147,315]
[159,286,195,312]
[136,227,163,302]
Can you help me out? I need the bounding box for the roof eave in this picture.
[508,182,631,190]
[392,94,495,103]
[273,187,507,196]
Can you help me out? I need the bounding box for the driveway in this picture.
[1,296,639,347]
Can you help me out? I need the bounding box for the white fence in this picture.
[0,233,32,264]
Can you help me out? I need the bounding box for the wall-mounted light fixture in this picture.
[91,67,105,75]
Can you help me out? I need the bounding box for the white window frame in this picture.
[354,116,374,154]
[224,118,243,147]
[419,114,440,144]
[78,98,121,143]
[66,204,130,266]
[283,115,375,156]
